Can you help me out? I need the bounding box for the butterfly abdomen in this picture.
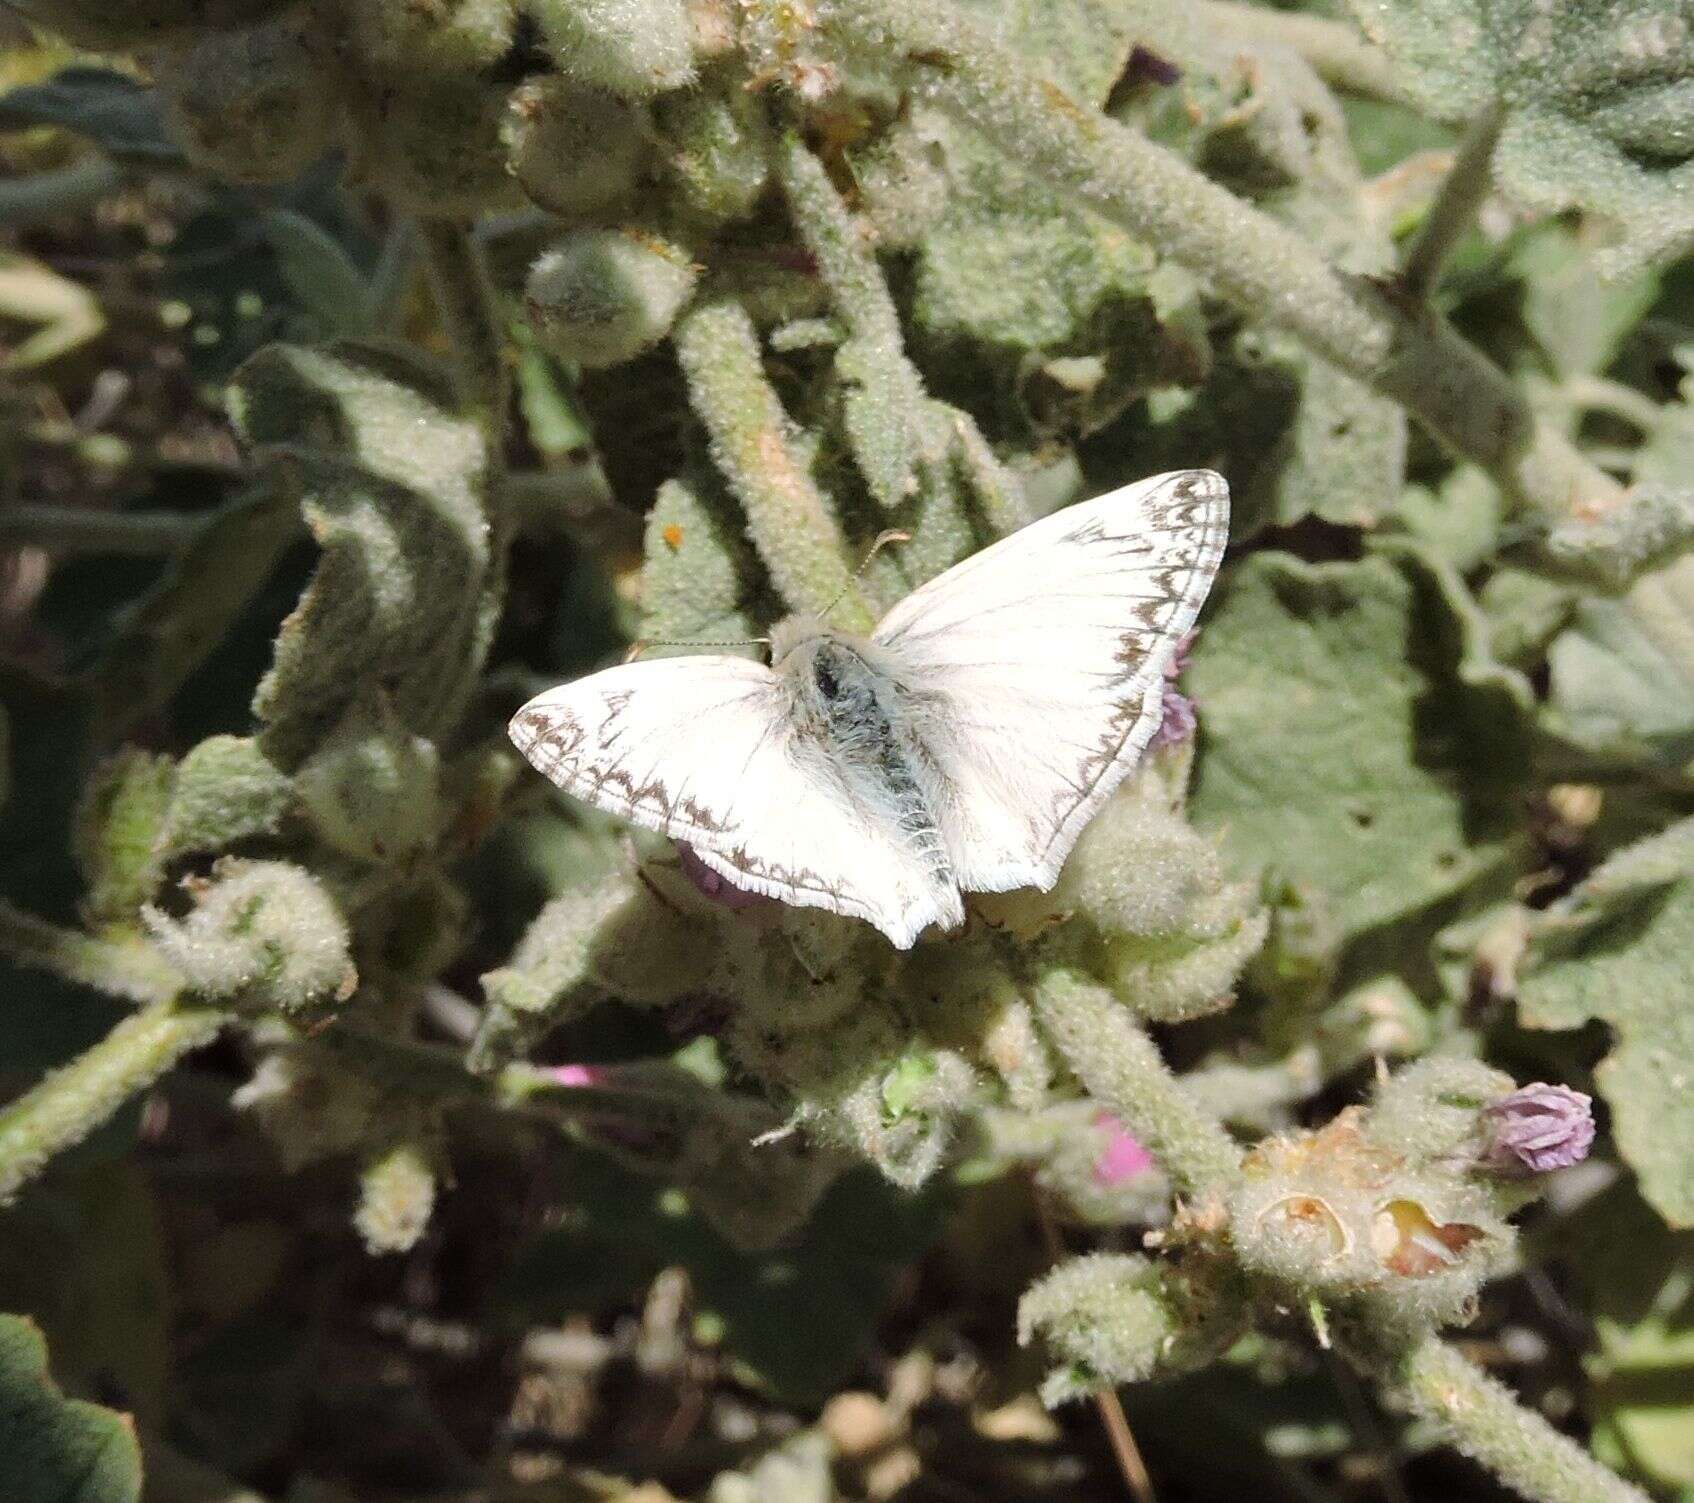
[802,640,955,893]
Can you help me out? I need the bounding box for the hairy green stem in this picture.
[817,0,1621,518]
[675,297,874,628]
[0,504,204,556]
[1401,104,1506,300]
[0,1003,227,1204]
[418,219,509,435]
[0,898,182,1005]
[1030,966,1242,1197]
[1200,2,1412,105]
[951,409,1036,534]
[1381,1336,1650,1503]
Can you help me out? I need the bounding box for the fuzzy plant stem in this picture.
[0,156,124,228]
[674,297,875,629]
[418,219,510,436]
[0,899,182,1004]
[775,131,930,420]
[1400,104,1506,300]
[0,504,205,556]
[1378,1335,1651,1503]
[817,0,1622,520]
[1030,966,1241,1198]
[0,1003,227,1204]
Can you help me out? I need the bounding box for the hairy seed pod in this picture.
[346,72,522,216]
[524,229,698,368]
[342,0,515,79]
[155,15,340,184]
[532,0,696,98]
[652,76,774,226]
[504,76,648,220]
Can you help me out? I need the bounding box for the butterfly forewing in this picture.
[872,468,1229,893]
[509,655,961,947]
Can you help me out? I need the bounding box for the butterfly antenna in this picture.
[624,634,772,663]
[819,529,911,624]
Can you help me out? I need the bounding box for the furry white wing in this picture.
[509,656,961,947]
[873,469,1229,892]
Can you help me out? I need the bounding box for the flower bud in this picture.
[155,16,341,184]
[143,859,356,1015]
[504,77,648,220]
[1481,1083,1596,1175]
[354,1140,439,1255]
[1019,1253,1242,1404]
[525,230,699,368]
[295,701,443,865]
[533,0,696,98]
[342,0,514,79]
[652,77,774,227]
[347,73,521,216]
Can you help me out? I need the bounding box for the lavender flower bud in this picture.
[1482,1083,1596,1174]
[1150,631,1197,751]
[677,841,769,912]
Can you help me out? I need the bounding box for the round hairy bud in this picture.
[342,0,514,79]
[524,229,698,368]
[532,0,696,98]
[295,700,443,865]
[347,73,521,216]
[155,15,340,184]
[144,859,356,1016]
[652,77,774,226]
[504,77,648,220]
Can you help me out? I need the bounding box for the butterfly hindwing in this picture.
[872,468,1229,893]
[509,655,962,947]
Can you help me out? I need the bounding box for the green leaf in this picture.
[258,211,374,338]
[82,482,301,735]
[1348,0,1694,276]
[1546,556,1694,773]
[1188,553,1522,941]
[1566,1185,1694,1490]
[502,1156,944,1401]
[0,67,180,163]
[230,340,498,769]
[72,749,173,928]
[640,469,766,652]
[154,737,293,863]
[0,1314,142,1503]
[1519,816,1694,1226]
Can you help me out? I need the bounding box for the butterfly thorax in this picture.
[777,628,953,891]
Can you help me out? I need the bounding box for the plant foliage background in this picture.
[1,0,1692,1500]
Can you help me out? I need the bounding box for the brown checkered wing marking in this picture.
[508,655,964,948]
[872,469,1229,894]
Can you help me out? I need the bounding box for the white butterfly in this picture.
[510,469,1229,949]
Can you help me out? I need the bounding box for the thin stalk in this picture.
[1030,966,1242,1198]
[675,297,874,628]
[0,504,204,557]
[0,1003,227,1204]
[0,898,182,1005]
[1377,1335,1650,1503]
[1400,103,1506,301]
[418,219,510,436]
[817,0,1622,521]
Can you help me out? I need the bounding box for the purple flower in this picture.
[1092,1112,1156,1186]
[1482,1083,1596,1174]
[676,843,770,912]
[1150,632,1198,752]
[546,1063,604,1088]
